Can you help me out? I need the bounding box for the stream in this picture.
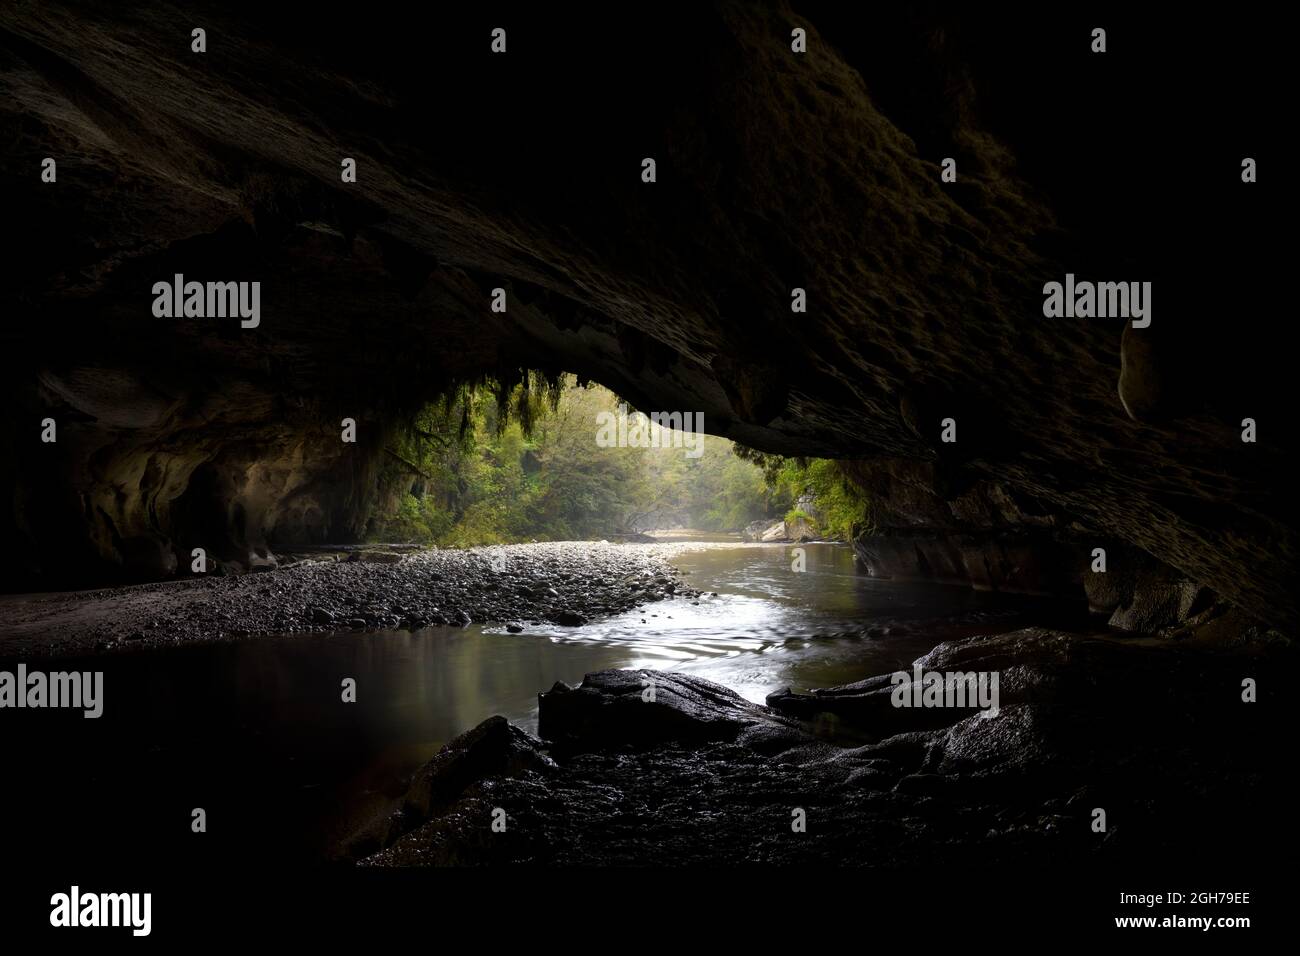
[7,536,1047,864]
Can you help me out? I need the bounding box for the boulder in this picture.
[786,515,817,542]
[538,669,796,750]
[390,715,555,834]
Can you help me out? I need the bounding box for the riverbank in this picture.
[0,541,712,658]
[2,538,1287,873]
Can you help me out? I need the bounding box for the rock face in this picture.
[847,458,1089,596]
[785,515,817,542]
[741,516,818,543]
[0,6,1291,626]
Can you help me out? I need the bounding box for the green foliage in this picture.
[367,378,780,546]
[734,448,870,541]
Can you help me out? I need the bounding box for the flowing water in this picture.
[479,535,1002,720]
[8,536,1047,863]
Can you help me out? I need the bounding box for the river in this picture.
[7,536,1044,864]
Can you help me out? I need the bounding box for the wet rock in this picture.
[365,622,1283,867]
[770,673,961,734]
[539,669,797,751]
[767,628,1144,736]
[385,716,556,843]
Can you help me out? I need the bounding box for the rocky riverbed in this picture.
[359,627,1290,867]
[0,542,703,658]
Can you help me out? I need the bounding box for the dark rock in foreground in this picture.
[362,627,1290,867]
[539,669,805,752]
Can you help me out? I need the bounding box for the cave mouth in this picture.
[170,462,246,568]
[0,0,1291,930]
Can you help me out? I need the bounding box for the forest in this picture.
[369,376,869,546]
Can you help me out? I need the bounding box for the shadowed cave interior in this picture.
[0,2,1294,890]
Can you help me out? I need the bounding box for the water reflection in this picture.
[481,540,1002,716]
[8,540,1030,862]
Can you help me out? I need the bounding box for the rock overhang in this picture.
[0,3,1291,625]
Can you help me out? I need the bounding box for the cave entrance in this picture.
[170,461,243,569]
[363,375,866,548]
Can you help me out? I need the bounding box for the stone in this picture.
[391,716,555,827]
[539,669,796,750]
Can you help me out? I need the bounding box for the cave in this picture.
[0,1,1291,939]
